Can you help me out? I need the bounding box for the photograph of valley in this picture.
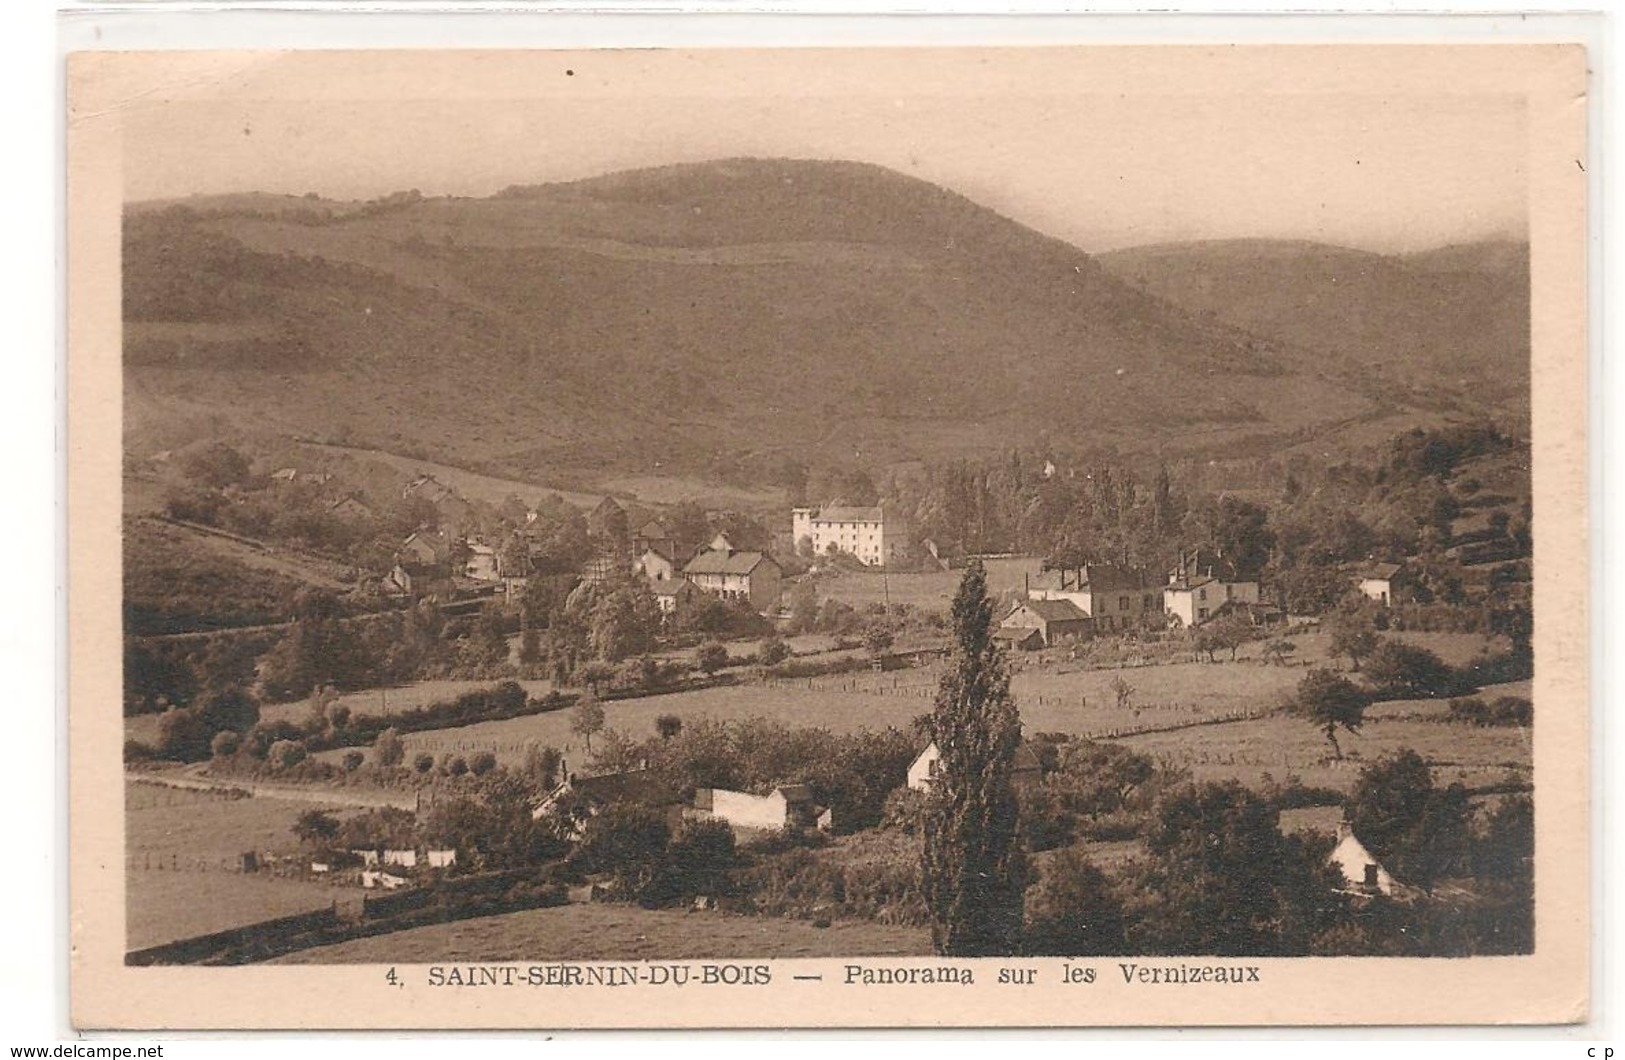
[119,51,1538,967]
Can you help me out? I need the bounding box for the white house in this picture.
[683,547,783,613]
[791,505,907,567]
[464,541,500,582]
[1026,565,1161,632]
[635,546,677,584]
[1357,562,1404,607]
[907,741,1043,792]
[1163,550,1261,628]
[1328,821,1401,897]
[691,785,825,833]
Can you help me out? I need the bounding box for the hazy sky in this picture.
[118,50,1529,253]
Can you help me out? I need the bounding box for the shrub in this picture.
[210,729,241,759]
[756,635,791,667]
[470,751,498,776]
[413,752,436,774]
[446,756,469,777]
[374,726,405,767]
[1365,640,1470,700]
[1447,695,1532,727]
[123,739,156,764]
[695,641,730,675]
[267,739,308,771]
[341,749,365,772]
[1024,847,1126,956]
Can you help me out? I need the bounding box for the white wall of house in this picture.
[1359,578,1394,606]
[907,743,941,791]
[707,788,791,830]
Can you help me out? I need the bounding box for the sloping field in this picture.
[270,903,930,964]
[125,782,355,949]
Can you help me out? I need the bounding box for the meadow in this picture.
[270,902,931,963]
[811,556,1045,611]
[124,782,359,949]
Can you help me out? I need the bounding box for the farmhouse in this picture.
[992,626,1044,652]
[683,545,782,613]
[402,474,473,531]
[1357,562,1404,607]
[690,784,828,834]
[792,504,907,567]
[1001,598,1092,646]
[1027,565,1161,632]
[1328,821,1404,897]
[531,767,682,835]
[633,519,677,560]
[635,546,677,584]
[907,741,1043,792]
[651,577,701,616]
[388,530,454,596]
[463,541,500,582]
[1163,550,1261,628]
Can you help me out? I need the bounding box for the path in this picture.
[128,771,420,811]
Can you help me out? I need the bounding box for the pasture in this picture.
[125,782,357,949]
[811,556,1044,612]
[270,902,931,963]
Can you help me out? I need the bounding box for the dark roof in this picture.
[774,784,814,803]
[562,769,678,808]
[637,520,672,539]
[1083,564,1155,592]
[812,505,887,524]
[684,549,777,576]
[1362,562,1403,580]
[1011,598,1090,624]
[993,627,1043,644]
[651,578,695,597]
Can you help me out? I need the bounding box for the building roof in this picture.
[774,784,814,803]
[1083,564,1155,592]
[637,520,672,540]
[993,626,1044,644]
[1361,562,1403,581]
[684,548,777,576]
[1166,574,1218,593]
[812,505,887,524]
[651,578,695,597]
[1012,598,1090,624]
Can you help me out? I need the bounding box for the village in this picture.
[122,420,1534,964]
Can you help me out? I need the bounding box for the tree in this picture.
[570,695,606,752]
[863,624,895,658]
[267,739,307,771]
[921,561,1028,956]
[786,580,819,635]
[374,726,405,768]
[756,634,791,667]
[179,440,251,489]
[655,714,684,741]
[1127,781,1340,955]
[470,751,498,776]
[1108,675,1134,712]
[292,809,340,847]
[209,729,240,759]
[1327,609,1379,672]
[695,641,730,676]
[342,749,366,772]
[577,660,615,696]
[1348,749,1472,893]
[413,751,436,774]
[1294,668,1370,759]
[1023,847,1126,956]
[518,625,543,667]
[1365,640,1466,700]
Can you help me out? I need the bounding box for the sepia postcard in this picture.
[67,42,1590,1029]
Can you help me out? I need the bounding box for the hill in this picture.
[122,159,1517,486]
[1096,238,1530,414]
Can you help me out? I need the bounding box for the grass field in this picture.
[125,782,358,949]
[812,556,1044,612]
[270,903,931,963]
[1115,681,1532,795]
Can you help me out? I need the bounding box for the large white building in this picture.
[791,505,906,567]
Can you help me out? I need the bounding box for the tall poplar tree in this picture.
[922,560,1028,956]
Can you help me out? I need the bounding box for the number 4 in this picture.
[386,968,401,988]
